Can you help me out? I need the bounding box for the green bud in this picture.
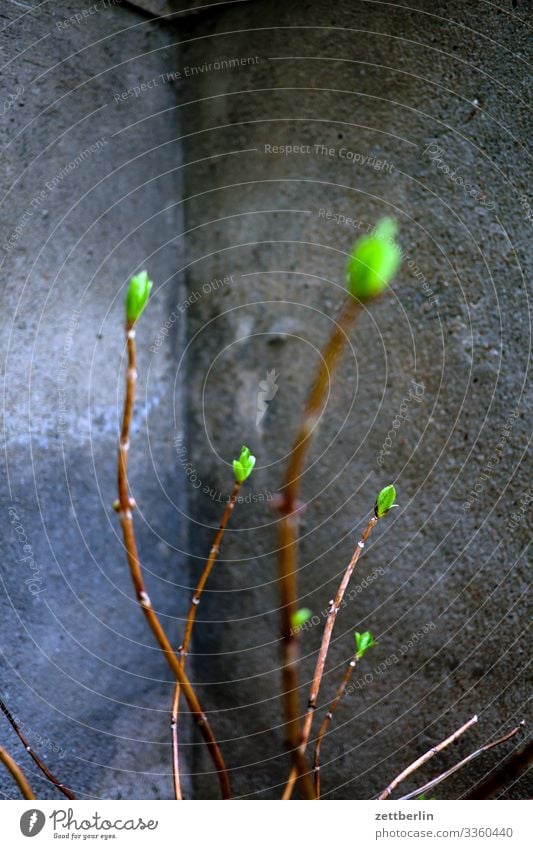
[125,270,152,323]
[291,608,312,630]
[232,445,256,483]
[354,630,377,659]
[345,218,401,301]
[375,484,397,519]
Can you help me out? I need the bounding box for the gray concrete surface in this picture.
[178,0,531,799]
[0,0,530,801]
[0,1,188,799]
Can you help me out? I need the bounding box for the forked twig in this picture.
[117,300,231,799]
[313,652,359,798]
[179,481,242,665]
[282,510,378,799]
[277,219,401,799]
[171,479,242,799]
[399,721,526,800]
[0,743,36,799]
[278,297,360,799]
[377,715,479,799]
[0,696,75,799]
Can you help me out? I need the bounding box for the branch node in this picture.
[138,591,151,608]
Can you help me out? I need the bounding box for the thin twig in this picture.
[0,696,75,799]
[464,737,533,799]
[170,684,182,800]
[0,744,36,799]
[313,653,359,798]
[277,296,360,799]
[399,721,526,800]
[378,715,479,800]
[171,480,241,799]
[180,482,241,664]
[118,322,231,799]
[282,514,377,800]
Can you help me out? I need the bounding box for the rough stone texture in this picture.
[178,0,531,799]
[0,2,188,799]
[0,0,530,802]
[127,0,251,17]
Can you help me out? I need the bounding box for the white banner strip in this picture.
[0,799,530,848]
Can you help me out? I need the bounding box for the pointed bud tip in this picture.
[354,630,377,658]
[125,270,153,323]
[233,444,256,483]
[375,484,397,519]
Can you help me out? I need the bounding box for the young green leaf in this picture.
[126,270,153,323]
[354,630,377,659]
[345,218,401,301]
[375,484,397,519]
[232,445,256,483]
[291,608,312,630]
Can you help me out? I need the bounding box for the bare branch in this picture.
[313,654,358,798]
[283,514,377,799]
[278,297,360,799]
[378,715,479,800]
[399,721,526,800]
[0,744,36,800]
[464,738,533,799]
[117,322,231,799]
[0,695,75,799]
[171,481,241,799]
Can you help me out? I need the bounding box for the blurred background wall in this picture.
[0,0,530,799]
[0,1,187,799]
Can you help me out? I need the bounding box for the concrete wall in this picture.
[0,0,530,800]
[0,2,187,799]
[178,0,531,799]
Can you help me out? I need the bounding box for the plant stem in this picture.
[313,653,359,798]
[170,685,182,800]
[0,744,36,799]
[171,480,241,799]
[464,737,533,799]
[399,721,525,800]
[118,322,231,800]
[180,481,241,662]
[377,714,479,800]
[0,696,75,800]
[282,513,377,799]
[277,296,360,799]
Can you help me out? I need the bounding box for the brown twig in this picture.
[0,744,36,799]
[399,721,526,800]
[464,737,533,799]
[377,715,479,800]
[0,696,75,799]
[118,322,231,799]
[282,513,377,799]
[170,685,182,800]
[313,653,359,798]
[277,296,360,799]
[171,480,241,799]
